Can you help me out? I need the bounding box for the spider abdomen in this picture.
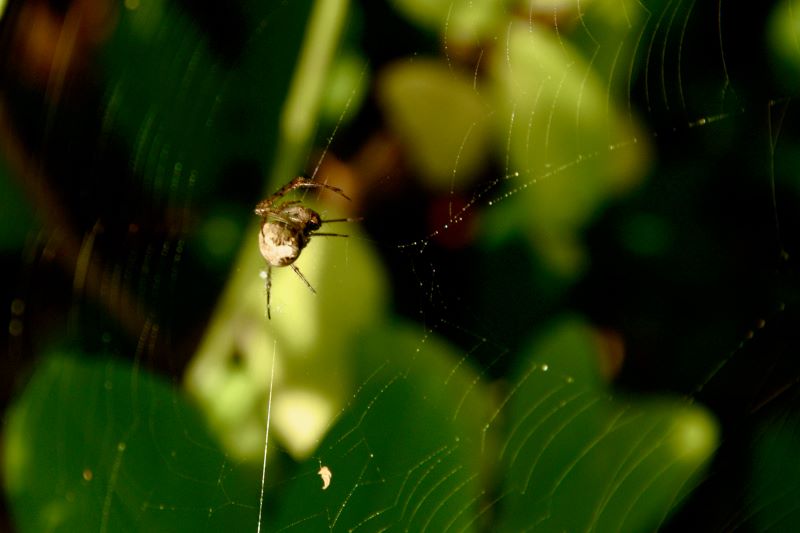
[254,176,353,318]
[259,222,308,267]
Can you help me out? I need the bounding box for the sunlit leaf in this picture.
[319,51,370,126]
[389,0,503,45]
[378,59,492,190]
[767,0,800,94]
[185,219,388,462]
[483,22,650,278]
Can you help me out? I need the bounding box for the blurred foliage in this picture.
[3,351,258,531]
[481,21,648,277]
[272,322,492,531]
[390,0,502,45]
[381,0,651,280]
[4,320,716,532]
[0,157,35,251]
[767,0,800,94]
[499,319,717,532]
[185,218,388,461]
[319,50,370,127]
[377,60,491,189]
[1,0,799,532]
[751,415,800,531]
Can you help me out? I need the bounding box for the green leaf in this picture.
[184,219,389,462]
[100,0,312,201]
[483,22,650,278]
[768,0,800,94]
[750,415,800,531]
[271,322,494,531]
[184,0,378,465]
[0,155,36,251]
[378,59,492,190]
[498,319,720,532]
[3,352,256,532]
[319,51,370,127]
[389,0,503,45]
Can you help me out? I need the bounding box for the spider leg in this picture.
[254,198,274,215]
[311,232,349,238]
[265,266,272,320]
[260,177,309,206]
[290,264,317,294]
[321,216,363,223]
[254,177,308,214]
[286,176,352,201]
[254,177,350,215]
[255,200,300,217]
[261,210,295,226]
[311,182,352,202]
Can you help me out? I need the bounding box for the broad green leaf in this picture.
[185,219,388,462]
[0,155,36,251]
[389,0,503,45]
[750,415,800,531]
[319,51,370,127]
[768,0,800,94]
[272,322,494,531]
[3,352,256,532]
[184,0,369,464]
[378,59,492,190]
[483,22,650,278]
[498,318,719,532]
[100,0,312,202]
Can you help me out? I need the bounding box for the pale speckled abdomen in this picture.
[258,222,307,267]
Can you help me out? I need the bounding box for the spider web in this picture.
[2,0,800,532]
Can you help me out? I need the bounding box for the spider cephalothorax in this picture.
[254,176,353,318]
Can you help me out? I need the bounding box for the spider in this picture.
[255,176,354,319]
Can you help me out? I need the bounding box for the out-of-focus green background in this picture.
[1,0,799,531]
